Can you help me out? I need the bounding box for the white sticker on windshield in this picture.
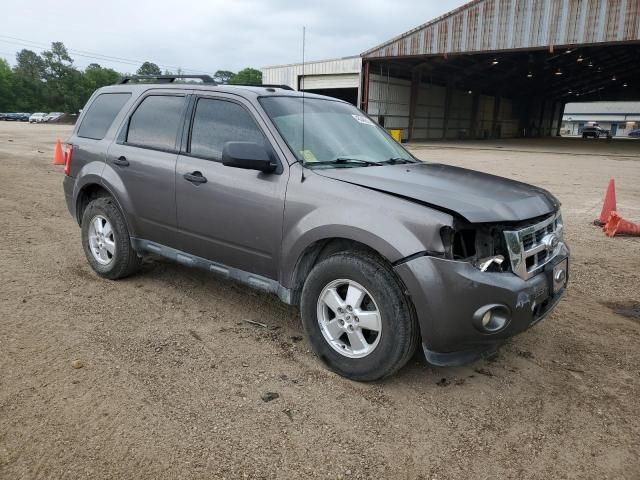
[352,114,375,126]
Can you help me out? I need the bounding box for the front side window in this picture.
[189,98,266,161]
[127,95,185,151]
[259,96,415,167]
[78,93,131,140]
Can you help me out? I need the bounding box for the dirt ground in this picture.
[1,122,639,479]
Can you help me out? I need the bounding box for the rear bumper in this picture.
[63,175,75,220]
[394,243,569,366]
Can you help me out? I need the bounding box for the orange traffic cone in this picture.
[603,211,640,237]
[594,178,616,226]
[53,139,65,165]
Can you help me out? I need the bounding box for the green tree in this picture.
[83,63,120,90]
[14,49,45,80]
[0,58,15,111]
[136,62,161,76]
[41,42,82,112]
[229,68,262,85]
[12,49,46,111]
[214,70,235,84]
[79,63,121,108]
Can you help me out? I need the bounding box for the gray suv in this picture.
[62,75,569,381]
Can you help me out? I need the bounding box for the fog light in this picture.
[473,304,510,333]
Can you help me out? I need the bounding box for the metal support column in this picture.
[442,79,454,139]
[469,92,480,139]
[491,95,502,139]
[360,61,370,113]
[408,69,421,142]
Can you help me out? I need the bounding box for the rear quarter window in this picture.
[77,93,131,140]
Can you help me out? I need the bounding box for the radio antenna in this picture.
[300,26,307,182]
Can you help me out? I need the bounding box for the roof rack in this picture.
[118,74,216,84]
[228,84,294,90]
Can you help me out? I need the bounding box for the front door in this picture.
[107,92,188,247]
[175,95,288,279]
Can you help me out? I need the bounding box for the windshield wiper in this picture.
[306,157,382,167]
[382,157,417,164]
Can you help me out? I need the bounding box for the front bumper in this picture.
[394,243,569,366]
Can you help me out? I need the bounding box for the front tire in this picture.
[300,251,419,381]
[81,197,141,280]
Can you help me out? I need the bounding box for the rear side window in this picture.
[127,95,186,151]
[77,93,131,140]
[190,98,265,161]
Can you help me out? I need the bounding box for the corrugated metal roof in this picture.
[363,0,640,58]
[564,101,640,114]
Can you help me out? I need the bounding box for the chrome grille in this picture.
[503,211,564,280]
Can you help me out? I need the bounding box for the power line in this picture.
[0,34,214,75]
[0,34,211,74]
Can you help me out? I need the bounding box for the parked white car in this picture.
[29,112,47,123]
[44,112,64,122]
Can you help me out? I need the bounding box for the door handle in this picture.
[113,156,129,167]
[183,171,207,184]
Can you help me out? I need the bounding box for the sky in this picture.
[0,0,466,75]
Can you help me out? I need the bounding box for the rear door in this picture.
[175,94,288,279]
[106,91,188,248]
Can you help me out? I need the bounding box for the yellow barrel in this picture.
[389,129,402,142]
[389,130,402,143]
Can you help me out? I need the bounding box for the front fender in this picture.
[280,169,454,287]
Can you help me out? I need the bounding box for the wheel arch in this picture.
[74,181,135,238]
[286,236,400,306]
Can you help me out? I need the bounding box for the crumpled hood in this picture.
[314,162,560,223]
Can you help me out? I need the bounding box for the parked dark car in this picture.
[628,129,640,138]
[4,113,20,121]
[19,113,31,122]
[0,113,6,120]
[62,75,569,381]
[582,126,610,139]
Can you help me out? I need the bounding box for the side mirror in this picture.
[222,141,276,173]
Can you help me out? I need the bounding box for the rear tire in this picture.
[300,251,419,381]
[81,197,141,280]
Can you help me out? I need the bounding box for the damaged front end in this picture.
[394,211,570,367]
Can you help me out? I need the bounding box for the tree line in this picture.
[0,42,262,114]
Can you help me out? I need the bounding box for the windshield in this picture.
[259,96,415,167]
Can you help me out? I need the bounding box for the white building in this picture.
[261,56,362,106]
[562,102,640,137]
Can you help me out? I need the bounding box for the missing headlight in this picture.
[441,224,509,273]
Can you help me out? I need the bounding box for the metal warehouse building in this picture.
[262,56,362,105]
[263,0,640,141]
[562,101,640,136]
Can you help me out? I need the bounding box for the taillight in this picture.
[64,144,74,176]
